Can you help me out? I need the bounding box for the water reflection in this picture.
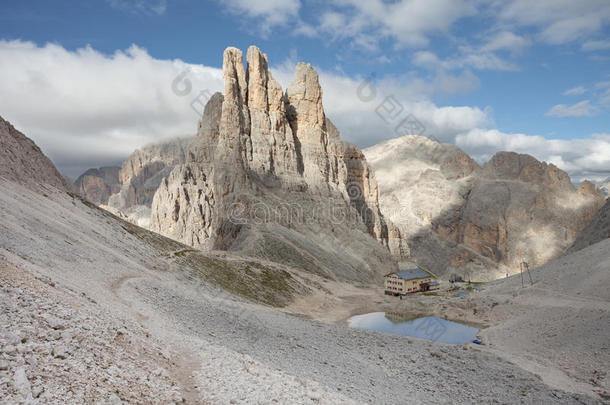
[348,312,478,344]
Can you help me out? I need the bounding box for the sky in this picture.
[0,0,609,183]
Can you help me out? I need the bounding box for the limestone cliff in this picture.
[72,167,121,205]
[569,198,610,252]
[364,136,606,280]
[150,46,396,282]
[0,116,66,191]
[72,137,192,227]
[598,177,610,196]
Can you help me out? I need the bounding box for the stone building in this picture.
[384,268,433,296]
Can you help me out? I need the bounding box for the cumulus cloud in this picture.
[0,40,223,177]
[217,0,302,34]
[563,86,586,96]
[106,0,167,15]
[545,100,599,117]
[582,39,610,51]
[270,60,488,147]
[481,31,531,54]
[0,40,607,185]
[499,0,610,45]
[456,129,610,182]
[413,49,519,72]
[316,0,476,50]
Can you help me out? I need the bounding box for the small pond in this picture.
[347,312,479,344]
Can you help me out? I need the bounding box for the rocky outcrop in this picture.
[597,177,610,196]
[151,46,395,282]
[0,116,66,190]
[118,137,191,185]
[364,136,606,280]
[72,167,121,205]
[569,198,610,252]
[73,137,192,227]
[108,137,192,210]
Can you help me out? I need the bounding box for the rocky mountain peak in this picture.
[0,116,66,191]
[364,135,606,280]
[222,47,248,109]
[286,62,326,132]
[149,46,396,282]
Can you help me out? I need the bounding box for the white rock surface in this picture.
[364,135,605,280]
[0,177,603,404]
[0,116,66,191]
[150,46,396,283]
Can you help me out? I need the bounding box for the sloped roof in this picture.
[386,268,431,281]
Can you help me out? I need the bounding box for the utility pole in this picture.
[520,262,524,288]
[520,261,533,287]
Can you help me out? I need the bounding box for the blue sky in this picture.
[0,0,609,181]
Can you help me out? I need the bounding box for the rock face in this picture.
[597,177,610,196]
[150,46,396,282]
[72,167,121,205]
[364,136,606,280]
[569,198,610,252]
[73,137,192,227]
[0,116,66,190]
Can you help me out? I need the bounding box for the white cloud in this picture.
[582,39,610,51]
[481,31,531,54]
[0,40,223,177]
[563,86,586,96]
[217,0,301,34]
[499,0,610,45]
[0,41,607,185]
[413,48,519,72]
[106,0,167,15]
[316,0,476,50]
[412,31,528,73]
[456,129,610,182]
[545,100,599,117]
[271,60,489,150]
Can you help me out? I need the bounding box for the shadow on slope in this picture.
[0,181,309,308]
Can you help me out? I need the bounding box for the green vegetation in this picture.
[119,222,185,255]
[173,251,303,307]
[67,191,306,307]
[256,236,330,279]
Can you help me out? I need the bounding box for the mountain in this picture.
[597,177,610,196]
[71,166,121,205]
[149,46,396,282]
[0,116,66,190]
[105,137,192,227]
[364,135,606,280]
[1,111,592,404]
[68,48,606,283]
[71,137,192,227]
[569,198,610,252]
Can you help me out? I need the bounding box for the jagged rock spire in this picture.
[151,46,397,279]
[286,62,326,132]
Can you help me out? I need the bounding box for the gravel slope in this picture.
[0,179,604,404]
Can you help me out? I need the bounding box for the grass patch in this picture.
[422,292,438,296]
[173,251,301,307]
[120,223,185,254]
